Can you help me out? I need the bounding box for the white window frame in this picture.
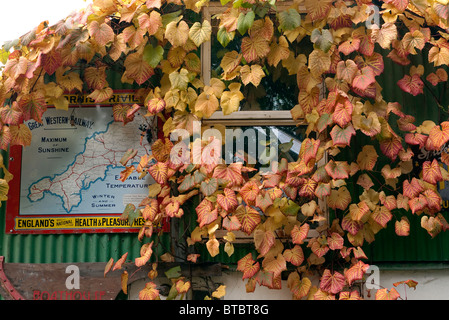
[200,2,328,241]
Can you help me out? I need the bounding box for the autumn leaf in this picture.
[139,282,160,300]
[104,257,114,277]
[422,159,443,184]
[217,188,238,212]
[305,0,332,21]
[10,124,32,147]
[330,124,356,147]
[148,161,168,185]
[235,204,261,235]
[320,269,346,295]
[240,64,265,87]
[124,51,155,85]
[237,253,260,279]
[397,73,424,96]
[357,145,378,171]
[88,21,114,46]
[327,186,351,211]
[165,20,189,47]
[375,287,400,300]
[283,245,304,266]
[189,20,212,47]
[206,235,220,257]
[288,272,311,300]
[135,241,154,267]
[241,34,270,63]
[345,261,369,286]
[352,66,375,91]
[427,122,449,150]
[395,217,410,236]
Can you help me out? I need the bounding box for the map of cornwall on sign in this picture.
[18,106,153,217]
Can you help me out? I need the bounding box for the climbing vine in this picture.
[1,0,449,300]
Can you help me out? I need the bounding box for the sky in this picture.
[0,0,91,45]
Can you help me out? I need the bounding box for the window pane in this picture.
[209,16,312,111]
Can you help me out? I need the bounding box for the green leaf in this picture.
[278,9,301,32]
[165,266,182,279]
[143,44,164,68]
[311,28,333,53]
[217,27,235,47]
[237,11,255,35]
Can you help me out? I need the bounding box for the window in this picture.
[199,3,328,241]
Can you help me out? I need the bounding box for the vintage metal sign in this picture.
[5,91,157,234]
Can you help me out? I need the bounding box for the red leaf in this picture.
[422,159,443,184]
[291,223,310,244]
[146,97,166,115]
[371,206,392,228]
[409,194,428,214]
[379,136,404,161]
[352,66,375,91]
[397,73,424,96]
[345,261,370,286]
[217,188,238,212]
[403,178,424,199]
[196,198,218,227]
[239,180,260,203]
[283,245,304,266]
[237,253,260,280]
[320,269,346,295]
[222,215,242,231]
[330,124,356,147]
[325,160,350,180]
[332,100,353,127]
[427,121,449,150]
[327,232,344,250]
[423,189,442,213]
[213,163,244,187]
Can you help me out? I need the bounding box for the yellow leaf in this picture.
[194,92,219,118]
[88,87,113,103]
[224,242,234,256]
[212,285,226,299]
[206,235,220,257]
[121,271,128,295]
[308,49,331,77]
[165,20,189,47]
[189,20,211,47]
[220,83,244,115]
[240,64,265,87]
[267,36,290,67]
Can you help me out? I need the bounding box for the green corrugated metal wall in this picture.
[365,49,449,263]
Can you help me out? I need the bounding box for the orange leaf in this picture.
[213,163,244,187]
[291,223,310,244]
[283,245,304,266]
[135,242,154,267]
[104,257,114,277]
[375,287,400,300]
[345,261,369,286]
[395,217,410,236]
[88,21,114,46]
[422,159,443,184]
[241,35,270,63]
[206,236,220,257]
[217,188,238,212]
[357,145,378,171]
[148,161,168,185]
[235,204,261,235]
[139,282,160,300]
[237,253,260,280]
[328,186,351,211]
